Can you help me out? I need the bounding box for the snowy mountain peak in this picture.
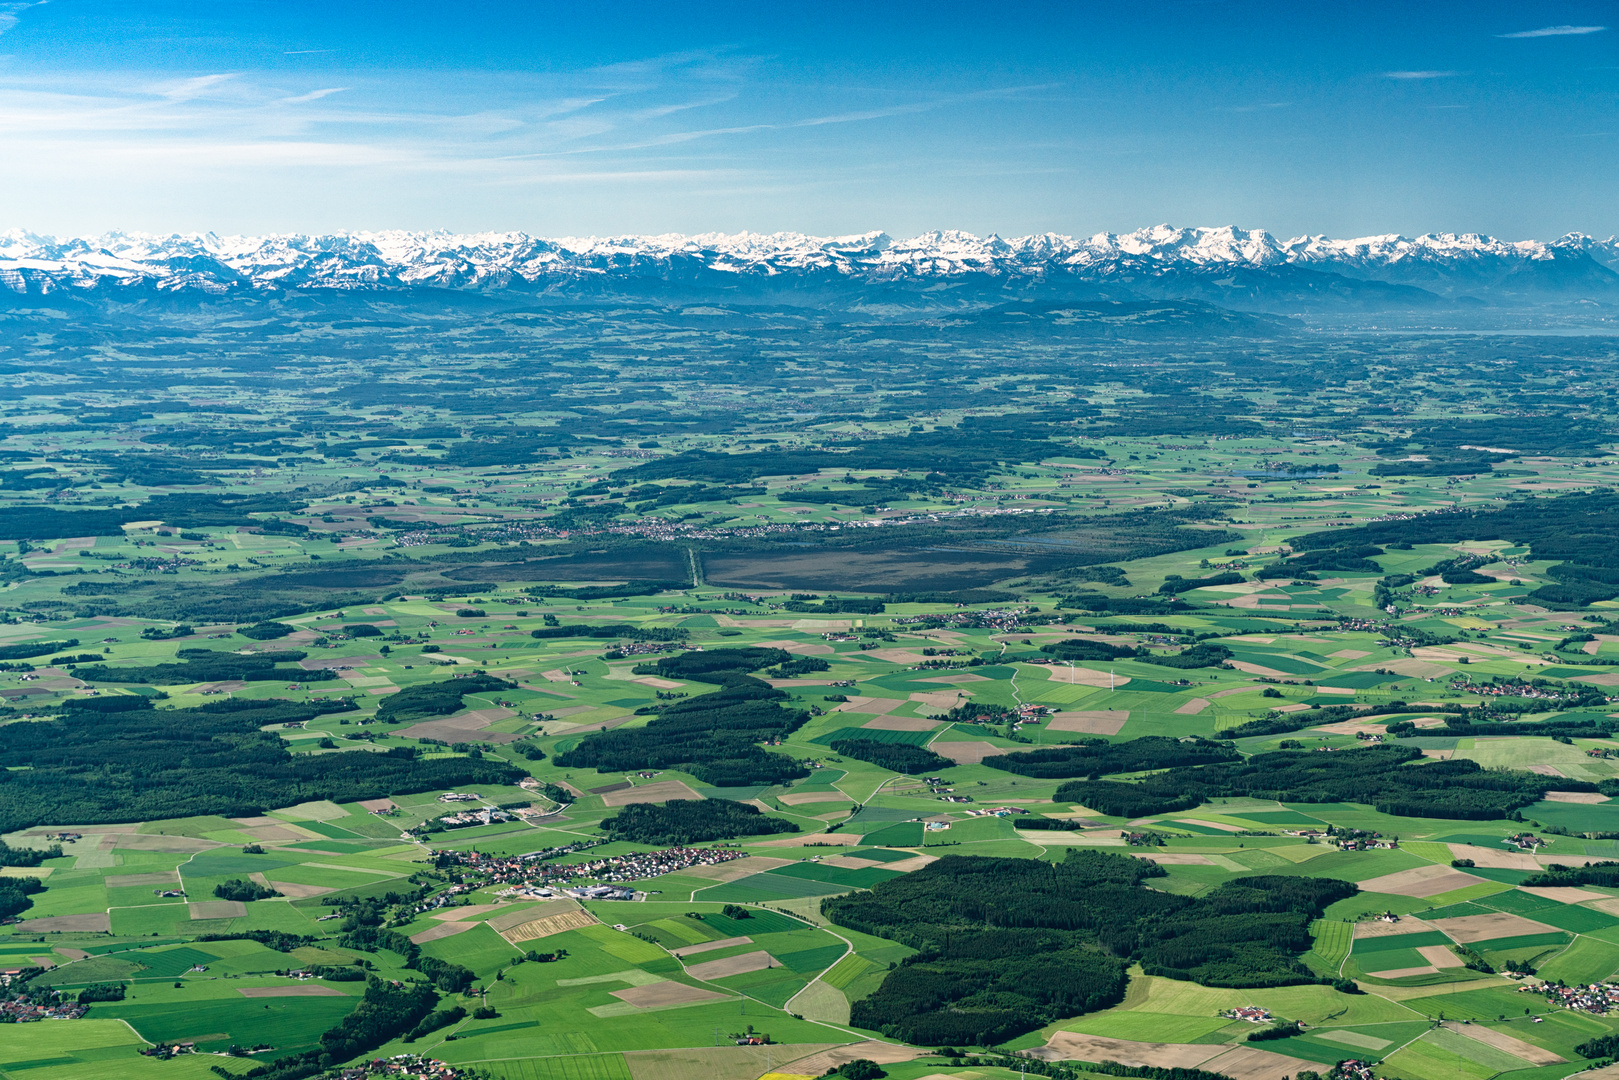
[0,225,1615,308]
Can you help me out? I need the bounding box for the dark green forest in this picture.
[0,875,44,919]
[987,736,1238,779]
[554,649,813,785]
[1052,744,1584,820]
[75,649,336,685]
[598,798,800,844]
[828,738,956,774]
[0,696,522,831]
[822,851,1355,1045]
[1289,491,1619,607]
[374,673,517,724]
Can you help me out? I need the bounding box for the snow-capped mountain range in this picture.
[2,225,1617,311]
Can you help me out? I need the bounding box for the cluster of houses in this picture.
[432,806,514,830]
[1332,1060,1377,1080]
[139,1043,195,1059]
[332,1055,474,1078]
[389,883,477,923]
[963,806,1029,817]
[555,885,636,901]
[893,606,1041,632]
[1334,617,1390,633]
[441,843,748,894]
[0,992,88,1021]
[1507,833,1546,850]
[615,641,675,656]
[1450,677,1574,701]
[1281,827,1397,850]
[1536,981,1619,1014]
[1222,1006,1273,1022]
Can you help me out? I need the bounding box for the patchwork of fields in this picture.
[7,323,1619,1080]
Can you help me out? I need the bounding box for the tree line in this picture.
[74,648,338,686]
[987,736,1237,780]
[1052,743,1585,820]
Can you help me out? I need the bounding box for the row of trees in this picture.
[75,648,336,686]
[987,736,1237,780]
[1052,744,1584,820]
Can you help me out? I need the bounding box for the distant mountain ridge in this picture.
[3,224,1618,313]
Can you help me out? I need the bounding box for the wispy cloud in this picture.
[1498,25,1606,38]
[495,83,1050,160]
[277,87,348,105]
[1384,70,1457,79]
[154,74,236,102]
[0,1,42,37]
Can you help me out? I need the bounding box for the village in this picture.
[436,844,750,893]
[0,990,89,1022]
[1536,980,1619,1015]
[331,1055,476,1079]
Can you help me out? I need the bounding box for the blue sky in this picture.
[0,0,1614,238]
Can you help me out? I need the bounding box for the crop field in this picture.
[0,1019,260,1080]
[4,315,1619,1080]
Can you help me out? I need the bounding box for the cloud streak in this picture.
[155,74,236,102]
[1384,70,1457,80]
[1497,25,1605,38]
[277,87,349,105]
[0,1,41,38]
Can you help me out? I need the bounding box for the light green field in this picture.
[790,978,851,1024]
[1063,1010,1232,1042]
[1308,919,1352,971]
[0,1019,259,1080]
[1535,936,1619,984]
[1383,1033,1499,1080]
[480,1053,635,1080]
